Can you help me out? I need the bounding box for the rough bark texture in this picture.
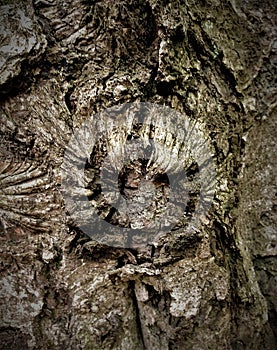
[0,0,276,349]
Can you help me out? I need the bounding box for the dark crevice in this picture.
[268,308,277,340]
[67,226,141,265]
[187,23,243,100]
[216,53,243,98]
[0,326,29,350]
[130,281,146,350]
[210,220,231,267]
[150,244,155,258]
[142,62,159,100]
[170,25,186,43]
[0,59,35,100]
[64,88,75,114]
[156,80,175,97]
[187,27,210,67]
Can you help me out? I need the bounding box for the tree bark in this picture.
[0,0,276,349]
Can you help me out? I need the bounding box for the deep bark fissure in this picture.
[130,280,146,350]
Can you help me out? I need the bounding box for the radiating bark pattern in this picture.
[0,0,276,349]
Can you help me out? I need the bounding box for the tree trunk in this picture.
[0,0,276,349]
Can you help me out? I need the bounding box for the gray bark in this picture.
[0,0,276,349]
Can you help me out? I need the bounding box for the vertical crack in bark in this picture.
[130,280,146,350]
